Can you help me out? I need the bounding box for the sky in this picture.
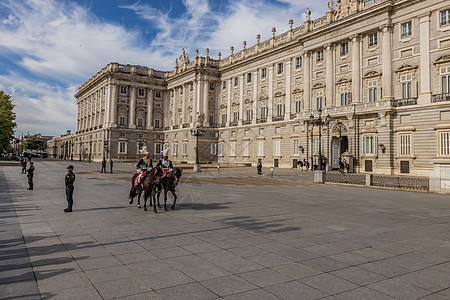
[0,0,329,137]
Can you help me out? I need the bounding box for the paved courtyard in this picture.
[1,159,450,299]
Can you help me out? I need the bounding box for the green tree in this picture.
[26,140,46,150]
[0,91,17,154]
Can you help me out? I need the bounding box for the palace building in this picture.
[48,0,450,178]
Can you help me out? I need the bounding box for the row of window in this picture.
[117,131,450,159]
[119,86,162,98]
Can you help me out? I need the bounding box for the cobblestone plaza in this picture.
[1,160,450,299]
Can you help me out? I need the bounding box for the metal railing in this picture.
[182,123,190,128]
[256,118,267,124]
[326,173,366,185]
[219,123,226,128]
[392,98,417,107]
[432,93,450,103]
[242,120,252,125]
[272,116,284,122]
[372,175,429,190]
[230,122,238,127]
[172,125,179,129]
[290,113,297,120]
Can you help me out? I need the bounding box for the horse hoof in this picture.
[171,206,175,210]
[129,201,133,205]
[138,205,141,208]
[144,208,147,211]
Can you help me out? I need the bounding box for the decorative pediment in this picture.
[220,104,227,109]
[178,107,182,112]
[336,77,351,84]
[312,82,325,89]
[274,91,286,97]
[258,95,268,100]
[395,63,418,73]
[187,105,192,110]
[244,98,252,104]
[292,87,303,94]
[232,101,239,107]
[433,54,450,65]
[363,71,382,79]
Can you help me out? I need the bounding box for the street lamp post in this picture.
[89,141,92,162]
[71,139,74,161]
[103,141,108,161]
[190,126,205,172]
[310,109,331,171]
[80,141,83,161]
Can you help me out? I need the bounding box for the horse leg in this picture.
[143,193,148,211]
[129,187,135,205]
[164,189,168,211]
[152,189,157,213]
[170,188,177,210]
[137,190,142,208]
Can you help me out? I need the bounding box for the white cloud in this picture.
[0,0,329,136]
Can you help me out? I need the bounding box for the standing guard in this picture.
[27,161,35,190]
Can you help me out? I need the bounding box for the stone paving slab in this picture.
[1,159,450,299]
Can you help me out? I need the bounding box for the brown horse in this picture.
[129,168,162,212]
[155,168,183,211]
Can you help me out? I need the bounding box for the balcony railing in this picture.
[256,118,267,124]
[230,121,238,127]
[242,120,252,125]
[290,113,297,120]
[182,123,190,128]
[392,98,417,107]
[172,125,179,129]
[432,93,450,103]
[164,126,170,130]
[272,115,284,122]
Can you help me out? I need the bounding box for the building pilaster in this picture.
[419,14,432,104]
[285,59,291,119]
[268,66,274,122]
[381,24,393,101]
[351,35,361,104]
[325,44,334,107]
[147,88,153,129]
[129,85,136,128]
[303,52,311,111]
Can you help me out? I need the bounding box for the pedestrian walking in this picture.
[64,165,75,212]
[109,159,113,173]
[21,158,27,174]
[257,161,262,175]
[27,162,35,190]
[101,159,107,173]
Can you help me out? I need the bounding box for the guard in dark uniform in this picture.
[101,159,107,173]
[27,162,35,190]
[64,165,76,212]
[155,151,173,178]
[21,158,27,174]
[136,152,153,187]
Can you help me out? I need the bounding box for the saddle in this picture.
[134,170,148,187]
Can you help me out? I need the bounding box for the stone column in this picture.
[192,80,198,126]
[268,66,274,122]
[419,14,431,104]
[304,52,311,111]
[325,44,334,107]
[173,87,178,127]
[239,75,244,125]
[285,59,291,119]
[110,84,118,127]
[182,84,187,125]
[147,88,153,129]
[129,85,136,128]
[351,35,361,104]
[253,70,258,123]
[104,83,111,127]
[98,91,102,128]
[381,24,393,100]
[227,79,232,126]
[203,80,209,126]
[197,79,203,123]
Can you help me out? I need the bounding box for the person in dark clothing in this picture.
[257,161,262,175]
[21,158,27,174]
[101,160,107,173]
[27,162,35,190]
[64,165,76,212]
[109,159,113,173]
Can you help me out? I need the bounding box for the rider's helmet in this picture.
[162,150,169,159]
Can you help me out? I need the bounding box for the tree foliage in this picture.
[0,91,17,153]
[26,140,46,150]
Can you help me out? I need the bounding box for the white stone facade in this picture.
[48,0,450,176]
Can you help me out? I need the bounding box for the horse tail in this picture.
[129,187,137,199]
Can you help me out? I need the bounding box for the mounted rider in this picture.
[135,146,153,188]
[155,150,173,179]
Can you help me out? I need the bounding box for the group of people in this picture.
[135,150,173,188]
[20,157,35,190]
[101,159,114,173]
